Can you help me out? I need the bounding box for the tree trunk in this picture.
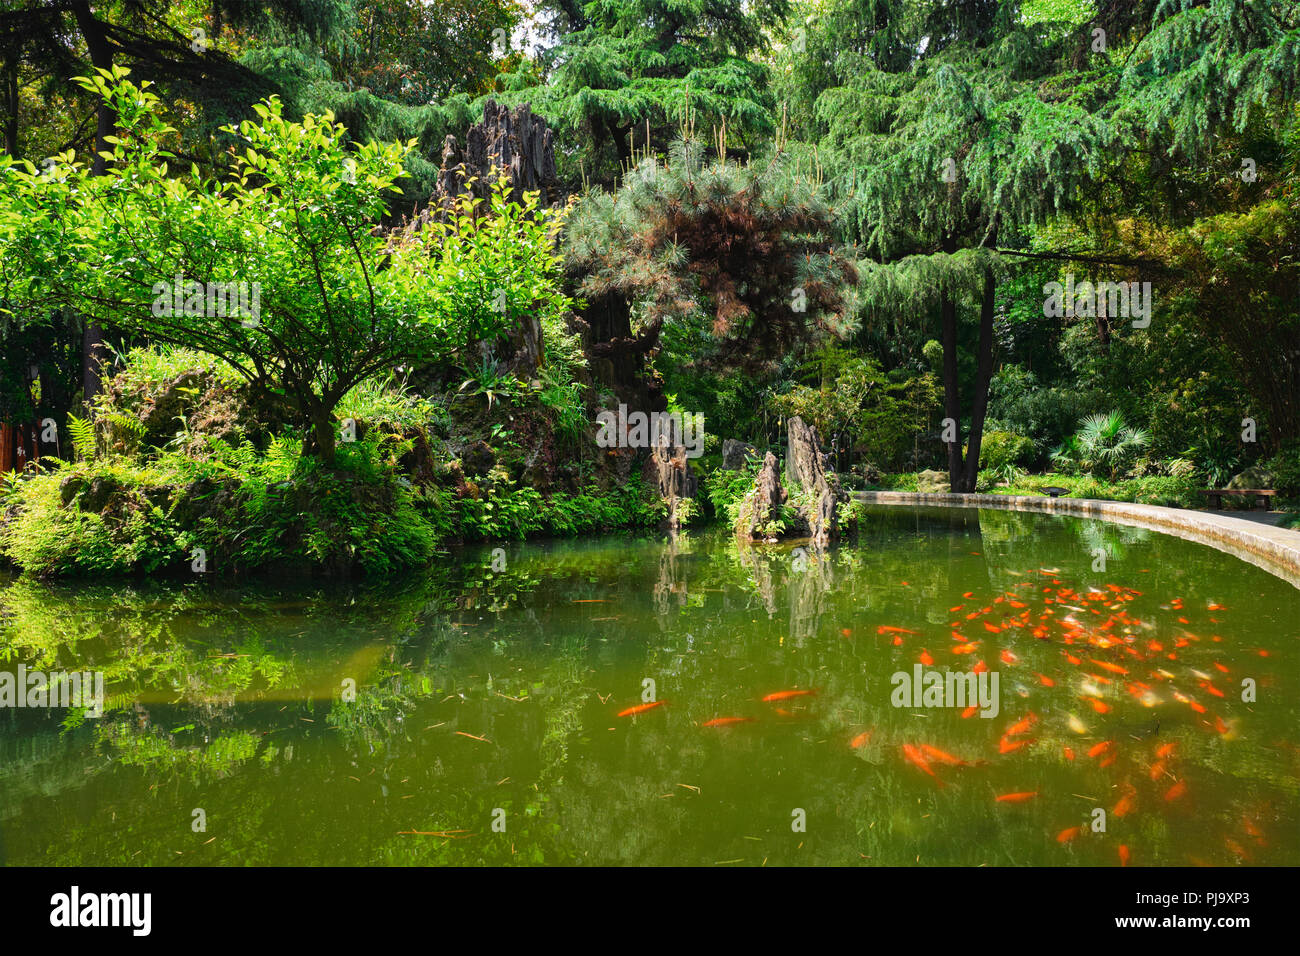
[71,1,115,407]
[2,56,17,158]
[940,232,963,489]
[310,408,337,465]
[961,265,997,492]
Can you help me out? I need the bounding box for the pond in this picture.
[1,506,1296,866]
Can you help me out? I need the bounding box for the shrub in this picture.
[978,430,1035,471]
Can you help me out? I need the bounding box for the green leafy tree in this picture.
[0,70,573,464]
[505,0,789,184]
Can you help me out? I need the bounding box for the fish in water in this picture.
[701,717,755,728]
[1156,742,1178,759]
[1164,779,1187,801]
[1113,788,1137,818]
[1090,659,1129,675]
[617,701,667,718]
[1118,844,1131,867]
[1067,713,1089,735]
[900,744,944,785]
[850,730,872,749]
[921,744,965,766]
[1056,826,1085,844]
[999,736,1036,755]
[761,689,817,702]
[1087,740,1114,758]
[878,625,918,635]
[995,791,1038,803]
[1004,714,1037,737]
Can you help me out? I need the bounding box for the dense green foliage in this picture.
[1,0,1298,579]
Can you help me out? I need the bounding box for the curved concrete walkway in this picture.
[855,491,1300,589]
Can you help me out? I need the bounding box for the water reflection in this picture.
[1,508,1297,866]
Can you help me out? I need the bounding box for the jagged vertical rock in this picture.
[430,100,562,215]
[400,101,563,377]
[735,451,787,541]
[785,416,841,547]
[643,431,698,531]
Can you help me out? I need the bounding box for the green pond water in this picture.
[1,506,1296,866]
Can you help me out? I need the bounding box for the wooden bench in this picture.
[1199,488,1276,510]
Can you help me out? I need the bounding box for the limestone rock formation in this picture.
[917,469,951,493]
[735,451,787,541]
[734,419,845,545]
[721,438,758,470]
[785,416,841,547]
[429,100,562,217]
[643,435,698,531]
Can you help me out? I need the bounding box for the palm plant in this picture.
[1073,411,1152,480]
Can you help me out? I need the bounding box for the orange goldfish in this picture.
[762,689,817,702]
[921,744,965,766]
[1149,759,1168,781]
[1090,659,1129,675]
[999,736,1036,755]
[1087,740,1114,758]
[1056,826,1085,843]
[1113,790,1136,817]
[1155,742,1178,759]
[701,717,754,728]
[850,730,872,749]
[878,625,918,635]
[995,791,1038,803]
[919,649,934,666]
[1118,844,1131,867]
[1164,779,1187,801]
[1084,697,1110,714]
[1035,672,1055,687]
[900,744,943,785]
[617,701,667,717]
[1004,714,1038,737]
[1063,746,1076,761]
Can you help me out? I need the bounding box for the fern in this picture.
[66,414,97,461]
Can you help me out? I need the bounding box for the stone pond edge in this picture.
[854,491,1300,590]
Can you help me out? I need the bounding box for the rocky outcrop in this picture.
[785,416,841,547]
[643,435,698,531]
[99,367,293,457]
[431,100,561,214]
[735,451,787,541]
[398,100,561,377]
[1227,466,1275,491]
[721,438,758,470]
[917,469,951,494]
[734,419,844,546]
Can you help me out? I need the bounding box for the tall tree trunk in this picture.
[961,265,997,492]
[2,56,17,158]
[71,1,115,408]
[939,232,963,489]
[308,404,337,466]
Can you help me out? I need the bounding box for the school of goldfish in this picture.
[613,569,1278,865]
